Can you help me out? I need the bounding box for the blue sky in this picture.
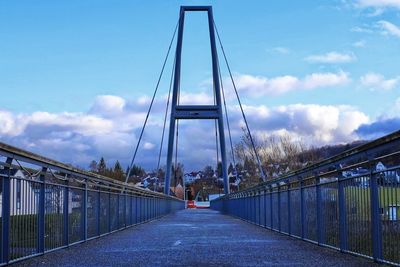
[1,0,400,171]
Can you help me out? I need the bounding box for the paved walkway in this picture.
[16,209,377,267]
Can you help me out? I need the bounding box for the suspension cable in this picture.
[217,56,238,180]
[213,84,220,170]
[124,20,179,184]
[174,78,181,192]
[213,21,266,182]
[157,55,176,172]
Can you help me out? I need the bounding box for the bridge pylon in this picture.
[164,6,230,195]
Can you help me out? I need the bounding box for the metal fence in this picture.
[211,131,400,266]
[0,142,184,265]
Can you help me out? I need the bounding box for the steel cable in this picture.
[125,19,179,183]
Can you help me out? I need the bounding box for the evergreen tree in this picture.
[228,162,234,174]
[98,157,106,175]
[203,165,214,178]
[217,161,223,178]
[113,160,124,182]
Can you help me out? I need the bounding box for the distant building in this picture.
[0,168,81,215]
[183,172,202,185]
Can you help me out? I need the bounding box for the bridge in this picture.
[1,5,400,267]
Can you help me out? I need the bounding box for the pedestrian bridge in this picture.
[1,5,400,266]
[1,130,400,266]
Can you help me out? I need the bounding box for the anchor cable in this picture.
[125,20,179,184]
[157,55,176,172]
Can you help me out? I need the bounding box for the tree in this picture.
[228,163,234,174]
[113,160,125,182]
[130,164,145,177]
[217,161,222,178]
[203,165,214,179]
[98,157,106,175]
[171,163,184,186]
[89,160,98,172]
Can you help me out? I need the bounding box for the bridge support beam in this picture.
[164,6,229,195]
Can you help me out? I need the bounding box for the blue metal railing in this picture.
[211,131,400,266]
[0,142,184,265]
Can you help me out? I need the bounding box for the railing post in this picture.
[337,165,348,252]
[287,181,291,236]
[277,184,281,232]
[116,194,120,229]
[38,166,47,254]
[299,176,305,239]
[370,162,383,261]
[1,157,13,264]
[108,192,111,232]
[97,190,101,236]
[269,185,273,229]
[258,189,261,225]
[129,195,133,225]
[123,194,127,227]
[83,179,88,240]
[63,180,69,246]
[264,186,267,228]
[316,172,324,245]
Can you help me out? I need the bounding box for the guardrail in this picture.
[0,142,184,265]
[211,130,400,266]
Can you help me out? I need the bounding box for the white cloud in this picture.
[377,20,400,38]
[353,0,400,15]
[90,95,126,115]
[237,104,369,144]
[143,142,155,150]
[178,91,214,105]
[356,0,400,9]
[360,72,400,90]
[350,26,373,33]
[353,40,366,47]
[234,71,350,96]
[305,51,356,63]
[272,47,290,54]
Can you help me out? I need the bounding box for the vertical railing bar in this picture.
[1,157,13,264]
[316,171,323,245]
[37,166,47,254]
[278,184,281,232]
[269,186,273,229]
[300,176,305,239]
[264,187,267,228]
[369,157,383,261]
[287,181,291,236]
[116,194,120,229]
[97,190,101,237]
[63,179,69,247]
[108,192,111,233]
[83,178,88,241]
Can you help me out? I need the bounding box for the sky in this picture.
[1,0,400,172]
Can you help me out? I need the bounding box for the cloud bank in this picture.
[233,71,350,96]
[1,90,386,171]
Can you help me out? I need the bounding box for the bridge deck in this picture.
[16,209,377,267]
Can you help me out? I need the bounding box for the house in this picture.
[183,172,202,184]
[0,168,84,215]
[0,169,38,216]
[135,175,160,191]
